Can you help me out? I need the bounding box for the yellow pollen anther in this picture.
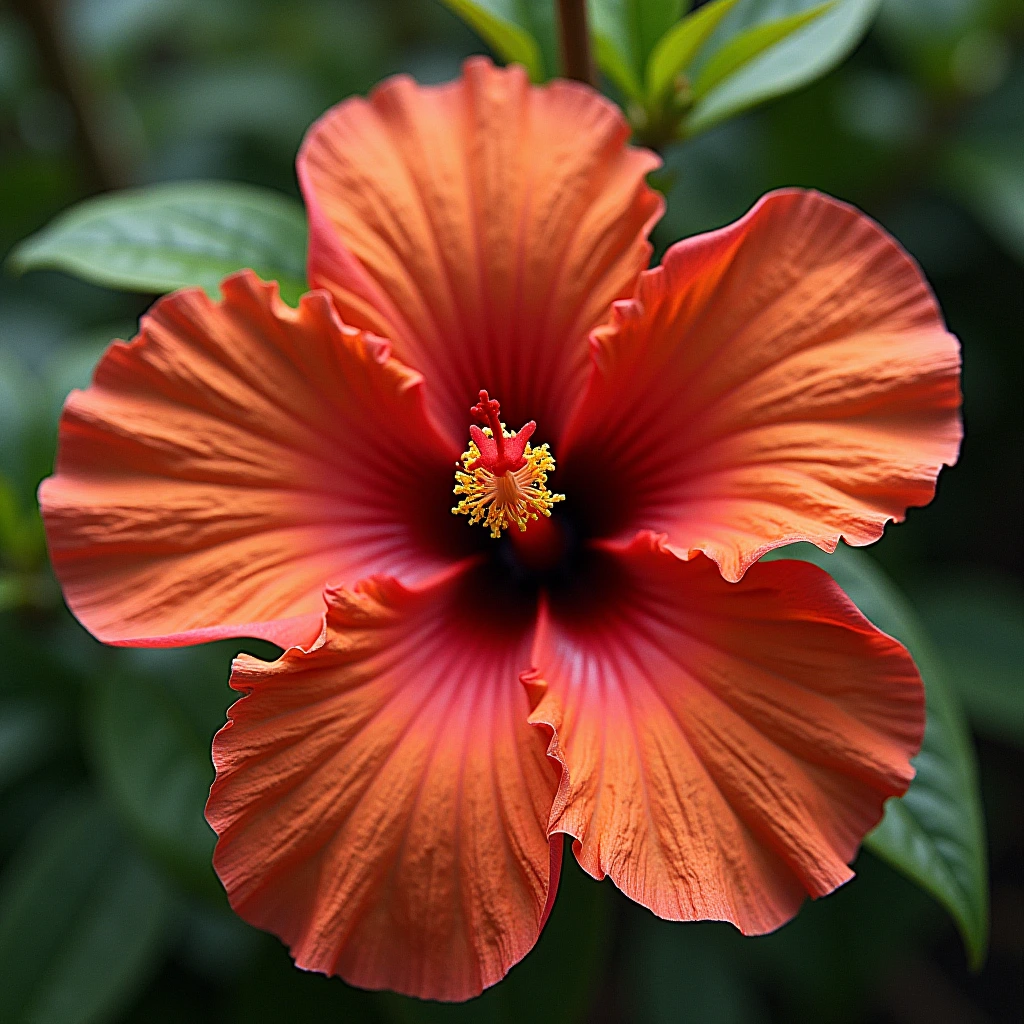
[452,426,565,539]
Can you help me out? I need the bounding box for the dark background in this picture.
[0,1,1021,1022]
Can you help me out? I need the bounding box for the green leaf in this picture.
[765,543,989,968]
[0,792,172,1024]
[591,11,645,100]
[912,573,1024,747]
[685,0,881,136]
[646,0,740,103]
[633,0,686,66]
[7,181,308,306]
[380,848,611,1023]
[437,0,551,81]
[590,0,686,102]
[85,658,225,897]
[693,1,835,99]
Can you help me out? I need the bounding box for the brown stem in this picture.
[556,0,595,86]
[12,0,124,192]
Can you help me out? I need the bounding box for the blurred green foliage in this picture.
[0,0,1021,1021]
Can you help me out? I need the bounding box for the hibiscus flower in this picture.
[39,58,962,1002]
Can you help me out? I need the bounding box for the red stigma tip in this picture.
[465,391,536,476]
[470,390,502,427]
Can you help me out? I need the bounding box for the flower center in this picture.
[452,391,564,539]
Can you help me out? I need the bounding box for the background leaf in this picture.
[692,2,834,99]
[765,543,989,968]
[7,182,308,305]
[684,0,882,135]
[645,0,740,103]
[437,0,557,80]
[0,792,172,1024]
[590,2,645,100]
[590,0,686,101]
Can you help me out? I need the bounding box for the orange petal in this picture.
[527,533,923,933]
[39,271,459,648]
[560,189,962,581]
[207,564,560,1001]
[298,56,663,447]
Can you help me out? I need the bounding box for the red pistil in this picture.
[453,391,564,538]
[467,391,536,475]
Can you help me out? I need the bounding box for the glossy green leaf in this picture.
[591,13,645,100]
[632,0,685,65]
[85,659,223,897]
[590,0,686,101]
[693,2,834,99]
[913,573,1024,746]
[380,847,611,1023]
[646,0,740,103]
[685,0,881,135]
[7,182,308,305]
[437,0,552,81]
[765,543,989,968]
[0,792,172,1024]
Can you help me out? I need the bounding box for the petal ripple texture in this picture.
[528,534,924,934]
[40,272,456,648]
[209,566,560,1002]
[299,56,664,448]
[560,189,963,581]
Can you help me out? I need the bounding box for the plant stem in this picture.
[556,0,595,86]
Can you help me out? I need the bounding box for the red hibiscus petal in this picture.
[207,563,561,1002]
[526,533,924,933]
[40,271,459,648]
[299,56,663,447]
[560,189,962,580]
